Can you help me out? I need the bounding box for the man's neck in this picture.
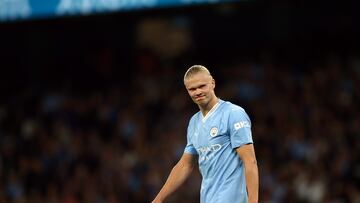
[200,97,219,117]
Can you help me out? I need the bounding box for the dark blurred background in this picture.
[0,1,360,203]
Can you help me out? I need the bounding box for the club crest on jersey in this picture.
[210,127,218,137]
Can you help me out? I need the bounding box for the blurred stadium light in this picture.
[0,0,250,22]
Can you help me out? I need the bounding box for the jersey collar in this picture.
[201,99,222,123]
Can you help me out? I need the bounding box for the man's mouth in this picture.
[195,96,205,101]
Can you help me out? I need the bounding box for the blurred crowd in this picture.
[1,3,360,201]
[1,49,359,203]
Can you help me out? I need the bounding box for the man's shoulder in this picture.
[220,100,245,112]
[189,111,201,123]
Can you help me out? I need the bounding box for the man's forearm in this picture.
[153,162,194,202]
[245,161,259,203]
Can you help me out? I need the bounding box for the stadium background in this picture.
[0,1,360,203]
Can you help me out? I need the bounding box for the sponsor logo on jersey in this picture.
[197,144,222,163]
[234,121,250,130]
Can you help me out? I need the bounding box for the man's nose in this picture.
[194,88,202,95]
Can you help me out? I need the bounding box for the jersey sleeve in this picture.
[228,107,253,149]
[184,119,198,155]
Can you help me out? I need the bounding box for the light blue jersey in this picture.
[184,99,253,203]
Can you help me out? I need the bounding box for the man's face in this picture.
[184,72,215,106]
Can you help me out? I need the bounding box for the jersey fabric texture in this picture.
[184,99,253,203]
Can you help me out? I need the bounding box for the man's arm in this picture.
[236,144,259,203]
[152,153,197,203]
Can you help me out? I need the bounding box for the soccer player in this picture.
[152,65,259,203]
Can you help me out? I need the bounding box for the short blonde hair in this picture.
[183,65,212,81]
